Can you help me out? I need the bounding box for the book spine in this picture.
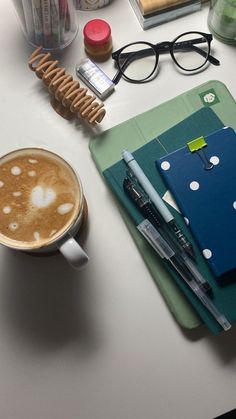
[138,0,195,15]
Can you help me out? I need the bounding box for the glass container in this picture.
[11,0,79,51]
[208,0,236,45]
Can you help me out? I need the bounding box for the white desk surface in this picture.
[0,1,236,418]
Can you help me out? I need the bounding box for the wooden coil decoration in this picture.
[28,46,106,124]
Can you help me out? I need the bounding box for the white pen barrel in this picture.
[122,150,173,223]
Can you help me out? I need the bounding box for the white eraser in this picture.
[76,59,115,100]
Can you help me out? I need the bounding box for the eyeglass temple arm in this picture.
[112,52,143,84]
[156,39,220,65]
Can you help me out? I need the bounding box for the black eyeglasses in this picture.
[111,31,220,85]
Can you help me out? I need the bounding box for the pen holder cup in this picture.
[11,0,79,52]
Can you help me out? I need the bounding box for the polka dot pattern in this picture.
[190,181,199,191]
[203,249,212,259]
[161,161,170,171]
[210,156,220,166]
[184,217,189,225]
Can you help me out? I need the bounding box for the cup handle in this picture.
[58,236,89,269]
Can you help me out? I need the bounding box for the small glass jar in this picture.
[208,0,236,45]
[83,19,113,62]
[11,0,79,51]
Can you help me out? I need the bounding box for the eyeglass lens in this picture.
[118,43,157,82]
[172,32,210,71]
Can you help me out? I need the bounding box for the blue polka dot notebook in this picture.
[157,126,236,278]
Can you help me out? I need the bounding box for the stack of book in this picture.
[89,80,236,335]
[129,0,201,29]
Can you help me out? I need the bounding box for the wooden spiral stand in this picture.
[28,46,106,124]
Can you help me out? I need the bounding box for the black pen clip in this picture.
[125,170,150,200]
[123,177,148,207]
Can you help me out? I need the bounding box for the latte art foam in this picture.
[0,149,81,249]
[31,186,56,208]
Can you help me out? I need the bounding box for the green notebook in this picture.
[89,80,236,332]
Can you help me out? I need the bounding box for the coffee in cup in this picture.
[0,148,89,268]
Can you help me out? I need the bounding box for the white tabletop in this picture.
[1,1,236,418]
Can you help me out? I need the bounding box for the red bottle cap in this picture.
[83,19,111,46]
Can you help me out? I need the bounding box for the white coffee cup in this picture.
[34,194,89,269]
[0,148,89,269]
